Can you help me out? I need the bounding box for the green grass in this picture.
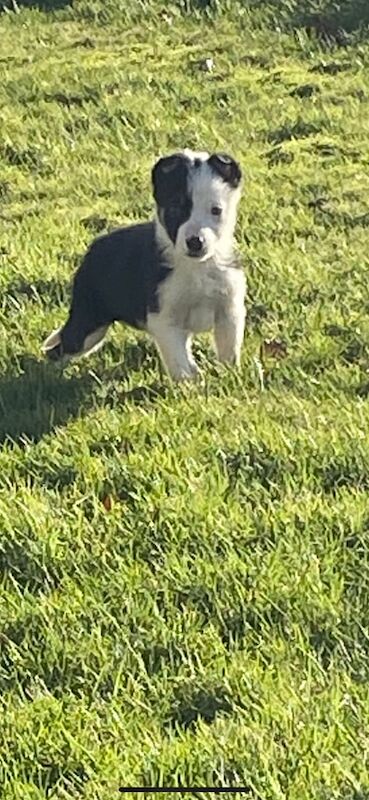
[1,0,369,797]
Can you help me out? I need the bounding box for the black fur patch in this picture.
[48,222,171,359]
[208,153,242,188]
[152,153,192,243]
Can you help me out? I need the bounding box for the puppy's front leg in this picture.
[147,317,198,381]
[214,302,245,367]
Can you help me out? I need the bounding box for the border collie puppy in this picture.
[43,149,245,381]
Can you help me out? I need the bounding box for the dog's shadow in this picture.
[0,356,93,445]
[0,347,165,446]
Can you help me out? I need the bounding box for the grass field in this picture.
[1,1,369,797]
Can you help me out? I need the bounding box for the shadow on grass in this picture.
[3,0,369,38]
[1,0,71,9]
[289,0,369,38]
[249,0,369,43]
[190,0,369,41]
[0,357,95,445]
[0,351,165,445]
[3,0,369,46]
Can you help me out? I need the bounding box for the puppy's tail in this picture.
[42,314,84,362]
[43,317,108,362]
[43,327,64,361]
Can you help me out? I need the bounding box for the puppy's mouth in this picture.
[187,250,206,259]
[185,245,212,261]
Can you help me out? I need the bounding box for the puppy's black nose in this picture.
[186,235,204,256]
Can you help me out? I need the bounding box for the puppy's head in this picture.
[152,149,242,261]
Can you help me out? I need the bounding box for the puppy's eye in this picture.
[211,206,222,217]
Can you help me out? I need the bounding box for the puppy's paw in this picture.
[172,363,201,382]
[189,360,201,379]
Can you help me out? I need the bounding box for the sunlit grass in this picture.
[1,1,369,798]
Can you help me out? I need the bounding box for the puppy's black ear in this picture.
[208,153,242,188]
[152,154,188,205]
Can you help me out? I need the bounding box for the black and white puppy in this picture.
[43,149,245,381]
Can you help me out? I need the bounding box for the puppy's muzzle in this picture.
[186,234,205,258]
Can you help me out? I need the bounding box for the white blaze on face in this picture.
[175,156,241,261]
[182,148,209,162]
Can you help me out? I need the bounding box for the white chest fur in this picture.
[155,258,245,334]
